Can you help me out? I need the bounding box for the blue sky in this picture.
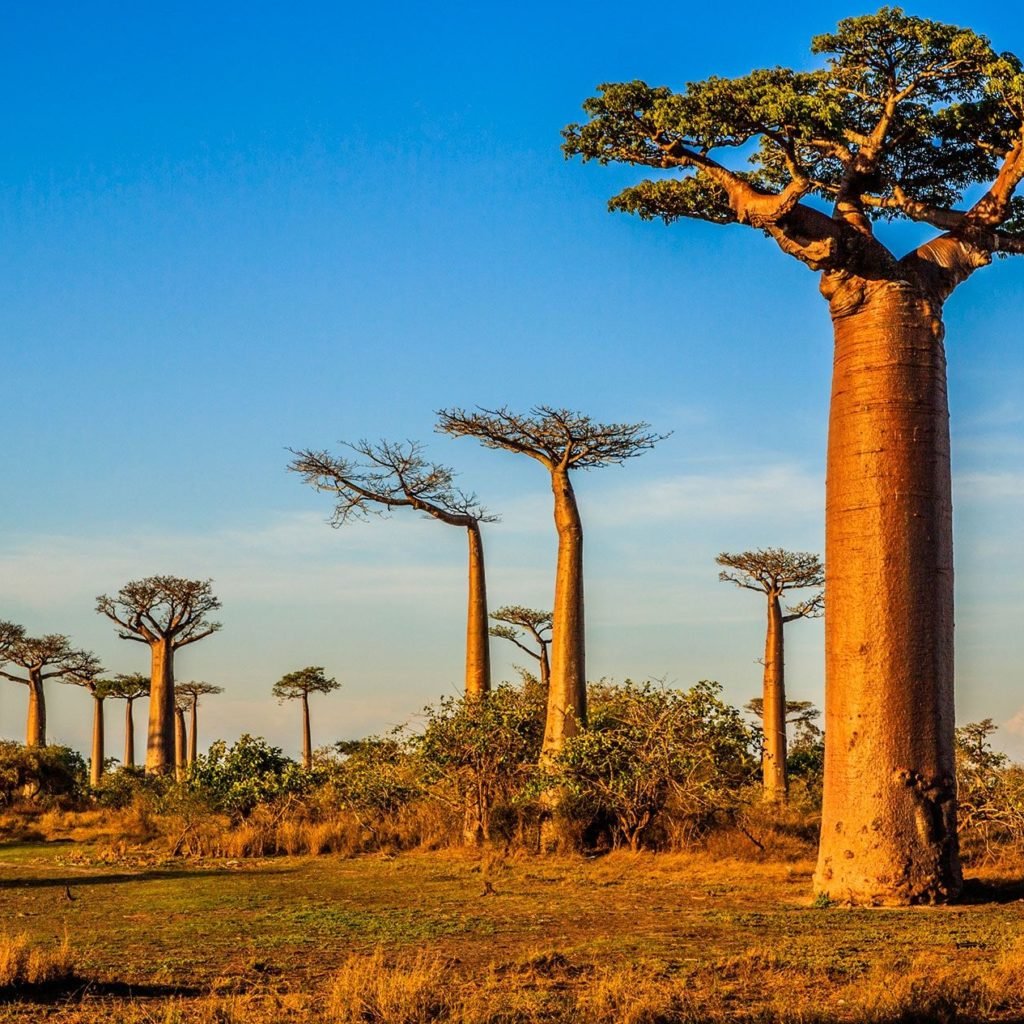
[2,2,1024,759]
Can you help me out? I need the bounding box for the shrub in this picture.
[0,741,87,806]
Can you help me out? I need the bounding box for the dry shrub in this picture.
[326,947,454,1023]
[0,931,76,989]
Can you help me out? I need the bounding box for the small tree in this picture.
[96,576,221,775]
[272,667,340,769]
[717,549,823,803]
[289,440,496,698]
[436,407,665,762]
[61,654,112,786]
[175,681,224,767]
[0,634,92,747]
[489,606,553,691]
[105,673,150,769]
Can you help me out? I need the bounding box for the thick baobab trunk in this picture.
[90,694,105,787]
[814,277,960,905]
[147,639,175,774]
[188,701,198,767]
[174,707,187,781]
[542,468,586,760]
[25,670,46,747]
[301,691,312,770]
[762,594,788,803]
[464,522,491,698]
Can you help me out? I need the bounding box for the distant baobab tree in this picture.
[0,634,92,747]
[561,8,1024,902]
[489,606,552,691]
[175,681,223,767]
[174,694,189,781]
[96,576,222,775]
[106,673,150,770]
[62,654,112,786]
[716,549,823,804]
[289,440,495,697]
[436,407,665,762]
[272,666,340,769]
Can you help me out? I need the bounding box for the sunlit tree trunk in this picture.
[188,702,198,767]
[814,279,959,904]
[542,467,586,760]
[124,698,136,769]
[90,694,105,787]
[25,670,46,747]
[174,707,187,781]
[301,691,312,770]
[762,594,787,803]
[147,639,175,775]
[465,522,491,698]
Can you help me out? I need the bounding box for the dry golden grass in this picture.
[0,931,76,990]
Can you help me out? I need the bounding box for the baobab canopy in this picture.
[563,8,1024,264]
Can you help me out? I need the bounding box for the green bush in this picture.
[0,742,87,806]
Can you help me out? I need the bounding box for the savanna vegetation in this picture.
[4,6,1024,1022]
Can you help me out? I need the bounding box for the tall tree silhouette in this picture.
[272,666,340,769]
[290,440,495,697]
[563,9,1024,902]
[97,577,221,774]
[175,681,223,767]
[62,654,112,786]
[717,549,823,803]
[106,673,150,769]
[489,606,553,691]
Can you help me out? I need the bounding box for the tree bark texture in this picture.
[465,522,491,698]
[174,707,187,781]
[301,692,312,770]
[90,695,105,787]
[147,639,175,775]
[762,594,788,803]
[188,703,198,767]
[25,670,46,747]
[124,699,136,769]
[542,468,587,760]
[814,276,960,904]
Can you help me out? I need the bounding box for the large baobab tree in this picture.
[96,576,221,775]
[62,655,112,786]
[562,9,1024,903]
[0,634,92,747]
[489,606,553,692]
[716,549,823,804]
[289,440,495,698]
[106,673,150,769]
[436,407,664,762]
[272,666,340,769]
[175,681,223,767]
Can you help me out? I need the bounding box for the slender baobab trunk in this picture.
[147,639,175,775]
[762,593,787,803]
[539,643,550,692]
[188,701,198,767]
[542,467,586,761]
[174,707,187,781]
[465,522,491,698]
[25,670,46,747]
[301,692,312,770]
[814,279,960,904]
[90,694,105,787]
[124,698,136,769]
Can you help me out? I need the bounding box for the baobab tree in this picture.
[289,440,495,697]
[62,654,112,786]
[174,694,188,781]
[96,576,221,775]
[489,606,552,691]
[0,634,92,747]
[562,9,1024,903]
[175,681,223,767]
[106,673,150,769]
[717,549,823,804]
[272,666,340,769]
[436,407,664,762]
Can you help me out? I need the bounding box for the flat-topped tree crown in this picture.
[716,549,824,617]
[273,666,340,769]
[563,8,1024,283]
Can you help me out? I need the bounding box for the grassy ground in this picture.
[4,840,1024,1021]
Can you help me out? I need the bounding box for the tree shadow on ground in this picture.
[0,866,295,890]
[1,978,203,1004]
[959,874,1024,905]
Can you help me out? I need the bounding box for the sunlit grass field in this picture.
[4,840,1024,1021]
